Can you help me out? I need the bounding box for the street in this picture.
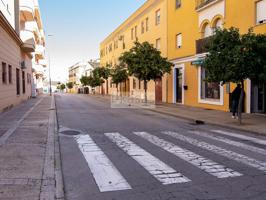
[56,94,266,200]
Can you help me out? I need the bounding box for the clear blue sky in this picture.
[39,0,146,82]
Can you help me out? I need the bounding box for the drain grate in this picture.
[60,130,80,136]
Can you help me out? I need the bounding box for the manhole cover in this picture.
[60,130,80,136]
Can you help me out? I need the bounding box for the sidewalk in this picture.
[0,95,63,200]
[87,94,266,135]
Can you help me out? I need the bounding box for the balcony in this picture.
[195,0,217,10]
[38,59,47,67]
[20,0,35,21]
[196,36,212,54]
[33,64,44,75]
[20,30,35,52]
[35,44,45,59]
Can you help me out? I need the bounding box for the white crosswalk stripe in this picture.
[134,132,242,178]
[162,131,266,173]
[212,130,266,146]
[105,132,190,185]
[74,135,132,192]
[190,130,266,155]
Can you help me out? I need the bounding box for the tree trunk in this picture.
[116,83,119,96]
[238,80,245,125]
[106,79,108,95]
[144,80,148,104]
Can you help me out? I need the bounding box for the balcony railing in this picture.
[35,44,45,59]
[195,0,216,10]
[20,30,35,52]
[196,36,212,54]
[20,0,35,21]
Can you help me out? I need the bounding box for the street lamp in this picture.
[47,34,53,96]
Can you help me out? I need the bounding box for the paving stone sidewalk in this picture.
[0,95,63,200]
[87,94,266,135]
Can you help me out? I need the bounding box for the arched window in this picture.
[215,18,223,29]
[203,23,212,38]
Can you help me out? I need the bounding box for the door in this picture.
[252,81,266,113]
[155,78,162,103]
[175,68,183,103]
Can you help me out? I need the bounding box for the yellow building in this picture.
[100,0,168,103]
[100,0,266,113]
[167,0,266,113]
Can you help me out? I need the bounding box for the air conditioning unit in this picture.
[21,61,26,69]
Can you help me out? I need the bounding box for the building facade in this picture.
[100,0,266,113]
[68,60,100,94]
[0,0,46,112]
[20,0,46,96]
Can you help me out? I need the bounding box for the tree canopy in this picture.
[66,82,74,89]
[204,27,266,84]
[80,76,90,86]
[203,27,266,123]
[119,41,172,102]
[111,65,128,87]
[119,41,172,82]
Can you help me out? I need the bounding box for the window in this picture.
[176,0,181,9]
[203,23,212,38]
[109,43,112,52]
[22,71,26,94]
[8,65,12,84]
[156,38,161,50]
[2,62,7,84]
[16,68,20,95]
[141,21,145,34]
[256,0,266,24]
[27,73,31,84]
[146,17,149,31]
[176,33,182,48]
[134,26,138,39]
[131,28,134,40]
[200,67,220,100]
[155,10,160,25]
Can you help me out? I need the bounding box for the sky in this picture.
[39,0,146,82]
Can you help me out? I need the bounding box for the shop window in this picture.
[200,67,220,100]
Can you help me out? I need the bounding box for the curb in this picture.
[54,95,65,200]
[148,108,266,136]
[87,94,266,136]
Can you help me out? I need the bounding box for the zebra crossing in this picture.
[73,129,266,193]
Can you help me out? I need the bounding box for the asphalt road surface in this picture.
[55,93,266,200]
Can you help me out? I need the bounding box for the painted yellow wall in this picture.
[100,0,168,98]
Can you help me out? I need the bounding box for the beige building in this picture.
[0,0,46,112]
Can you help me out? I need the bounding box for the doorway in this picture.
[251,81,266,113]
[155,78,162,103]
[173,66,184,104]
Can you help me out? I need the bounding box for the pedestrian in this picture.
[231,84,241,119]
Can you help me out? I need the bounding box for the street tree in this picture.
[204,27,266,124]
[111,65,128,95]
[66,82,73,90]
[80,76,90,87]
[119,41,172,103]
[93,66,111,94]
[60,83,66,91]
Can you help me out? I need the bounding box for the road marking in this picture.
[74,134,131,192]
[212,130,266,146]
[105,132,190,185]
[162,131,266,173]
[190,130,266,156]
[0,97,44,145]
[134,132,241,178]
